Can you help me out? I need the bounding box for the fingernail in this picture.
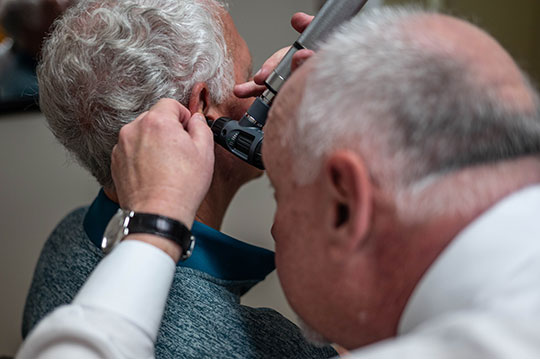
[254,69,262,78]
[199,114,209,124]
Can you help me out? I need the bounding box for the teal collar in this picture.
[83,190,275,282]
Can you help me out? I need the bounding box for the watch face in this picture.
[101,209,132,254]
[181,235,196,261]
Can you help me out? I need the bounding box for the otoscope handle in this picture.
[267,0,369,95]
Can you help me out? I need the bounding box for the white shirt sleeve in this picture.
[16,240,176,359]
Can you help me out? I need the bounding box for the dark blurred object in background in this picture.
[0,0,74,112]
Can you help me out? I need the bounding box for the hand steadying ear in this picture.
[111,98,215,227]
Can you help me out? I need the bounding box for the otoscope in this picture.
[209,0,369,169]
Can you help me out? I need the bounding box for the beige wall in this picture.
[445,0,540,87]
[385,0,540,85]
[0,0,318,355]
[0,112,100,355]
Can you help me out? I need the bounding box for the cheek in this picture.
[272,207,290,254]
[235,97,253,120]
[273,203,314,315]
[223,96,252,123]
[272,192,317,264]
[273,206,296,279]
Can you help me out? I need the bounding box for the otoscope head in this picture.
[206,95,270,170]
[238,94,272,129]
[210,0,369,170]
[210,116,265,170]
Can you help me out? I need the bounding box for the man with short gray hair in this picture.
[22,0,337,358]
[263,6,540,355]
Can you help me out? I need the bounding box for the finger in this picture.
[110,144,123,186]
[234,81,267,98]
[234,46,291,99]
[110,144,118,167]
[150,98,192,128]
[254,47,289,85]
[253,68,271,86]
[187,113,214,154]
[117,119,136,147]
[234,47,313,98]
[291,49,315,72]
[134,111,149,122]
[291,12,314,33]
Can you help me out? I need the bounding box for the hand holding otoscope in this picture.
[234,13,316,100]
[208,0,369,169]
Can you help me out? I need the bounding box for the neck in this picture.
[104,168,247,231]
[195,172,244,230]
[197,147,261,230]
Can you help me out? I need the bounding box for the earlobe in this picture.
[188,82,210,117]
[324,151,373,249]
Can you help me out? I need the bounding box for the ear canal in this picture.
[200,87,209,114]
[330,164,350,228]
[188,83,210,115]
[335,203,349,228]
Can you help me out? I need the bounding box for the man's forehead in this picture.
[268,61,314,131]
[264,61,314,176]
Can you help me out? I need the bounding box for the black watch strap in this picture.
[128,213,195,261]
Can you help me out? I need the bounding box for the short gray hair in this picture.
[38,0,233,187]
[292,7,540,204]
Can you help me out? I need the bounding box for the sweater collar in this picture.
[83,189,275,282]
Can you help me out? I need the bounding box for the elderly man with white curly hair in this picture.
[21,0,337,358]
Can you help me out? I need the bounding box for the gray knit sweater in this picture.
[22,194,336,359]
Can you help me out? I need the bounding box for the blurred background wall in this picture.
[0,0,538,355]
[385,0,540,86]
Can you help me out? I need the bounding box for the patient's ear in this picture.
[188,82,211,117]
[323,151,373,252]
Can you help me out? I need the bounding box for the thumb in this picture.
[291,12,314,33]
[188,113,215,155]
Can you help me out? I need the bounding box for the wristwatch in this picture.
[102,209,195,261]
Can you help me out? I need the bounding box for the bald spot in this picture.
[402,14,536,112]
